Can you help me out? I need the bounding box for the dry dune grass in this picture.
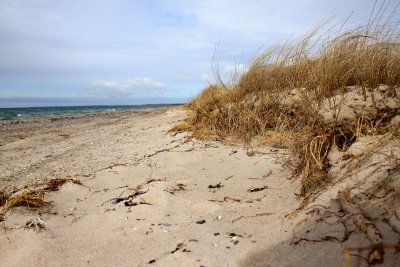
[0,178,83,222]
[175,15,400,195]
[0,190,47,221]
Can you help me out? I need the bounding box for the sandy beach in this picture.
[2,1,400,266]
[1,108,399,267]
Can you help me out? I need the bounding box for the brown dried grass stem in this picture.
[0,178,85,221]
[0,190,47,218]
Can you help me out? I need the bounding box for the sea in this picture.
[0,104,182,121]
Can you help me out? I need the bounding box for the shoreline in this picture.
[0,107,172,188]
[0,104,183,122]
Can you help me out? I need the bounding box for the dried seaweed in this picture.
[105,178,164,206]
[111,189,149,204]
[124,199,152,207]
[43,178,83,191]
[0,190,8,206]
[165,183,186,194]
[208,182,223,189]
[247,186,268,193]
[208,196,241,203]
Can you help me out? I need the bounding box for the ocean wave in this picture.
[0,111,20,120]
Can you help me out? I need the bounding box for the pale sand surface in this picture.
[1,108,399,267]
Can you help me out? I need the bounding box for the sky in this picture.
[0,0,398,107]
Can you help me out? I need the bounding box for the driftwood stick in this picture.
[338,190,384,264]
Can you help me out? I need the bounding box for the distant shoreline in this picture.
[0,103,183,121]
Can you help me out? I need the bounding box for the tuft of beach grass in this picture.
[0,178,84,222]
[175,13,400,195]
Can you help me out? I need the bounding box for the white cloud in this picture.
[93,77,166,98]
